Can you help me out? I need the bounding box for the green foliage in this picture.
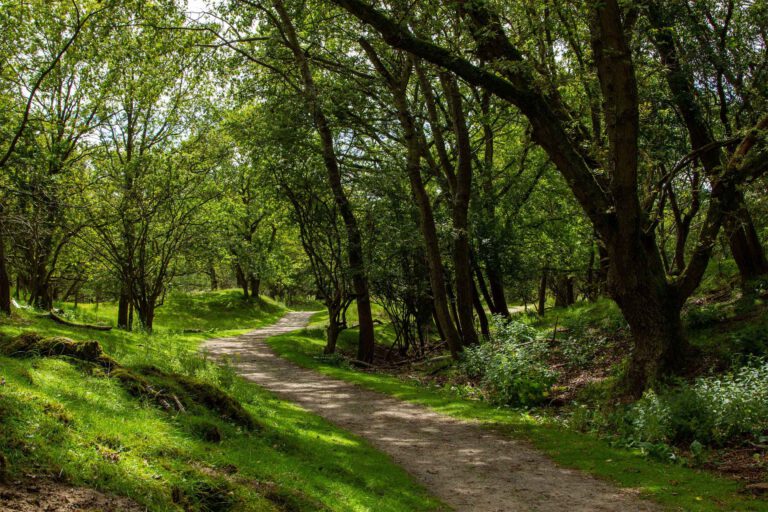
[730,322,768,357]
[460,318,557,406]
[559,333,611,370]
[684,304,728,329]
[621,359,768,447]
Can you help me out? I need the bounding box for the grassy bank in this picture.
[0,291,442,511]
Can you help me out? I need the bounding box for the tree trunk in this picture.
[325,319,340,354]
[725,202,768,282]
[472,280,490,338]
[209,263,218,291]
[554,275,567,308]
[0,225,10,315]
[606,228,696,396]
[117,285,131,330]
[486,263,509,317]
[537,269,548,315]
[585,246,597,301]
[325,310,343,356]
[138,301,155,333]
[28,258,51,310]
[471,254,497,313]
[273,0,376,363]
[615,289,690,397]
[441,73,479,347]
[249,275,261,299]
[235,264,249,299]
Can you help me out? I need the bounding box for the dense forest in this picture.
[1,0,768,510]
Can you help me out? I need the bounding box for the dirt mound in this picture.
[1,333,117,369]
[0,478,144,512]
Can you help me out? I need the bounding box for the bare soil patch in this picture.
[0,478,144,512]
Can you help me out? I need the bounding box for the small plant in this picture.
[684,304,726,329]
[460,317,556,406]
[689,440,706,466]
[621,358,768,447]
[730,323,768,356]
[559,333,610,370]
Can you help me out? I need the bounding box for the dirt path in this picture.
[204,312,659,512]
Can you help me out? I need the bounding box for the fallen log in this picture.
[45,311,112,331]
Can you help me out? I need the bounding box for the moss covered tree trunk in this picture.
[0,221,10,315]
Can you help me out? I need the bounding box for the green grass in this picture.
[267,328,768,512]
[3,290,286,368]
[0,291,443,511]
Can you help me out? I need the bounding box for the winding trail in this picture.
[204,312,658,512]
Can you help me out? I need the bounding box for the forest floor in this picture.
[204,311,659,512]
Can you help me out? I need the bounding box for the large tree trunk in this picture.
[606,229,695,395]
[117,284,131,330]
[725,202,768,282]
[273,0,376,363]
[235,263,249,299]
[249,275,261,299]
[0,225,10,315]
[441,73,478,346]
[613,283,690,396]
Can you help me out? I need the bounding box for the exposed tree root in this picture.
[45,311,112,331]
[1,332,118,369]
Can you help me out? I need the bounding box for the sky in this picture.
[186,0,210,14]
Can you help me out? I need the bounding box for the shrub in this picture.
[559,333,610,370]
[622,358,768,447]
[460,318,556,406]
[730,322,768,356]
[684,304,726,329]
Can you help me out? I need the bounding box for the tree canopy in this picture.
[1,0,767,390]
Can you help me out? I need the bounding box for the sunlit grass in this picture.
[0,291,443,511]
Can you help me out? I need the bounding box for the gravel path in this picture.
[204,311,659,512]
